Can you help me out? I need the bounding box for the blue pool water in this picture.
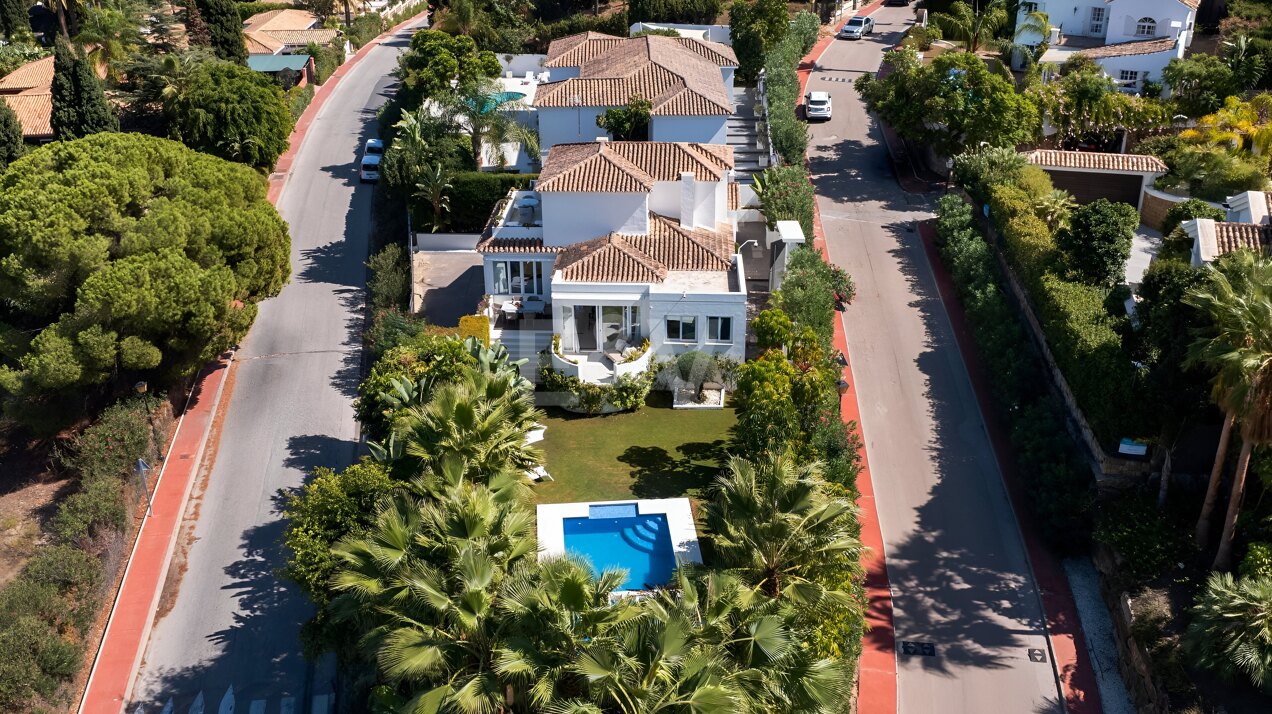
[563,507,675,590]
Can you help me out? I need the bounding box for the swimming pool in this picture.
[538,498,701,592]
[563,504,676,590]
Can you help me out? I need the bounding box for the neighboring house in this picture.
[533,32,737,152]
[477,139,746,383]
[0,55,54,141]
[246,54,316,87]
[243,9,341,56]
[1187,190,1272,266]
[1023,149,1167,210]
[1018,0,1199,94]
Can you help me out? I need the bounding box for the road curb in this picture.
[78,353,236,714]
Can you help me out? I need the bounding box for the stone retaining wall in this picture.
[1092,543,1172,714]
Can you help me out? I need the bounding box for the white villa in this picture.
[477,139,747,383]
[1185,191,1272,267]
[1016,0,1199,94]
[487,32,738,169]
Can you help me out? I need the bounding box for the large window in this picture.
[1088,7,1105,35]
[492,260,544,295]
[1135,17,1156,37]
[707,316,732,342]
[667,316,697,342]
[1118,70,1140,87]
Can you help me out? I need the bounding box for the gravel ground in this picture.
[1063,556,1136,714]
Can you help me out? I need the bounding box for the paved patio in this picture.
[411,250,483,326]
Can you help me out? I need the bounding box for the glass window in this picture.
[1088,7,1105,34]
[1119,70,1139,85]
[708,316,732,342]
[493,262,509,293]
[1135,17,1156,37]
[667,316,697,342]
[629,305,641,340]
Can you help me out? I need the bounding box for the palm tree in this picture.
[1185,251,1272,568]
[329,482,538,712]
[1225,34,1268,91]
[437,79,541,169]
[1185,571,1272,689]
[1181,94,1272,156]
[1035,189,1076,231]
[703,454,862,603]
[415,163,454,233]
[75,0,144,80]
[392,367,544,481]
[1001,10,1049,69]
[932,0,1008,54]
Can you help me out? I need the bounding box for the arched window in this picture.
[1135,17,1157,36]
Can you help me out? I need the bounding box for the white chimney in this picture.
[680,172,696,230]
[1048,26,1061,45]
[596,136,609,142]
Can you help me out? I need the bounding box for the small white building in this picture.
[477,140,746,383]
[1186,190,1272,266]
[1018,0,1198,94]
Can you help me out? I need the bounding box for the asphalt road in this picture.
[130,19,429,714]
[811,7,1064,713]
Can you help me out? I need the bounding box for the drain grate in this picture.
[898,641,936,657]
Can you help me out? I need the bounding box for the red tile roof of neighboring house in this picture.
[1,92,52,139]
[538,33,735,116]
[1214,222,1272,256]
[0,55,53,93]
[243,9,337,55]
[1024,149,1167,174]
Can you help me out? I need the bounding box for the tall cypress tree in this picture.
[198,0,247,63]
[74,50,118,136]
[50,37,79,141]
[0,0,29,42]
[0,99,23,172]
[50,37,117,140]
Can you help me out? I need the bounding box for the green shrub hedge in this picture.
[629,0,723,24]
[446,172,538,232]
[762,30,807,165]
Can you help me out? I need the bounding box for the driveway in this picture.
[809,8,1063,713]
[411,250,483,326]
[129,17,431,714]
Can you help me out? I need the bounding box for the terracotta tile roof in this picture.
[1178,0,1201,10]
[728,182,738,211]
[555,213,733,283]
[243,9,319,33]
[245,33,283,54]
[267,29,339,46]
[1077,36,1178,59]
[1,91,51,139]
[1024,149,1167,174]
[476,236,561,254]
[537,34,734,116]
[1214,222,1272,256]
[537,141,733,193]
[0,55,53,93]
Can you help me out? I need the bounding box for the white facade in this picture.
[540,192,649,245]
[650,116,728,145]
[537,106,609,150]
[1021,0,1195,94]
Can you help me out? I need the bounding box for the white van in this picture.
[359,153,381,183]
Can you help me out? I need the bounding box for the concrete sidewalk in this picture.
[78,356,233,714]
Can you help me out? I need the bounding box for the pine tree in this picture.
[51,37,80,141]
[0,99,23,171]
[50,37,118,140]
[185,3,211,48]
[197,0,247,63]
[0,0,29,42]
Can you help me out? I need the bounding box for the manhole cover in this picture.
[899,641,936,657]
[1028,648,1047,663]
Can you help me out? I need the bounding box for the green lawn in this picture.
[533,393,737,504]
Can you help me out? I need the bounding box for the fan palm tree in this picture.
[703,454,862,603]
[932,0,1008,54]
[1185,571,1272,689]
[416,163,454,233]
[1000,10,1049,69]
[1035,189,1076,232]
[392,367,544,481]
[1185,251,1272,568]
[329,482,538,712]
[1181,94,1272,156]
[437,79,541,170]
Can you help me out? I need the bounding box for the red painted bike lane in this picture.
[78,11,430,713]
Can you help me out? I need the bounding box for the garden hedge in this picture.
[447,172,539,232]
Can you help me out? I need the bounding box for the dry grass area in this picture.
[0,477,71,587]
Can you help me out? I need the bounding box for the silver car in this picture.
[838,16,874,39]
[805,91,832,121]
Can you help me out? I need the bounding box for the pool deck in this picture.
[537,498,703,583]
